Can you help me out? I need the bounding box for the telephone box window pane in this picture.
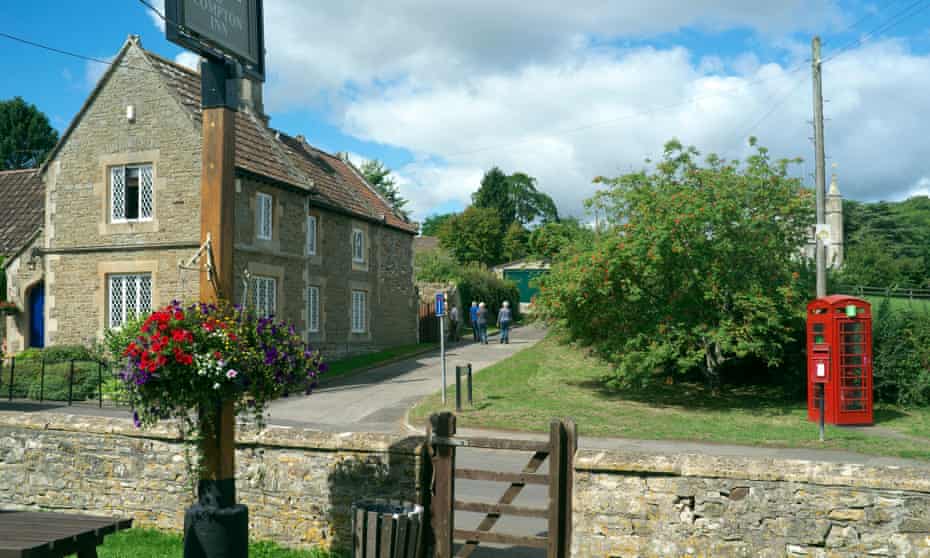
[812,324,825,333]
[814,335,825,344]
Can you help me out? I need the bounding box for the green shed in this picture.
[494,259,551,305]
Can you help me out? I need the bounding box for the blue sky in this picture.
[3,1,930,220]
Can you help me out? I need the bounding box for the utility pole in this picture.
[812,36,827,298]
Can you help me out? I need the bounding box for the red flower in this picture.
[158,322,168,331]
[174,310,185,321]
[214,351,222,360]
[227,333,238,342]
[171,329,191,343]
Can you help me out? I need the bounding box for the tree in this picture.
[0,97,59,170]
[472,167,558,230]
[420,212,456,237]
[437,206,503,266]
[538,139,812,390]
[502,222,529,262]
[529,218,593,260]
[360,159,409,217]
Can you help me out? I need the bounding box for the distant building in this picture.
[803,171,844,268]
[492,258,551,313]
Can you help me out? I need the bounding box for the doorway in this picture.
[27,282,44,348]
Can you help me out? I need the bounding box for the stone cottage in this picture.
[2,36,418,358]
[0,168,45,351]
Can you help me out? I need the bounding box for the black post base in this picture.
[184,479,249,558]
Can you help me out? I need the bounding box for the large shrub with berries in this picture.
[536,139,812,390]
[107,301,325,437]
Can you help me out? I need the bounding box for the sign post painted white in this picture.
[436,292,447,404]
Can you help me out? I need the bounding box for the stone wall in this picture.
[0,413,423,551]
[573,449,930,557]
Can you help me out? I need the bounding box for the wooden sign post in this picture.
[166,2,265,556]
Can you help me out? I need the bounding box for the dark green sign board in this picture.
[166,0,265,80]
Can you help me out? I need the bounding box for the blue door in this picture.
[28,282,44,348]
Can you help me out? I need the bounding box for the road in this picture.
[266,324,547,432]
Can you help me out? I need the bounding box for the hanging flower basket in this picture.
[0,301,20,315]
[109,300,326,460]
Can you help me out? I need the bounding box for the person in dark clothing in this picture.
[476,302,489,344]
[449,304,459,342]
[469,301,479,342]
[497,301,512,344]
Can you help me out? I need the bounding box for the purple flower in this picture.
[132,411,141,428]
[264,347,278,365]
[318,363,329,373]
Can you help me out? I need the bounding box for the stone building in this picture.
[803,170,845,268]
[0,169,45,351]
[2,36,418,357]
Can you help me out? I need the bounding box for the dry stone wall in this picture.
[0,412,422,551]
[573,449,930,557]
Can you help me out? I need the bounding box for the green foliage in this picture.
[841,196,930,287]
[359,159,409,217]
[0,256,5,302]
[414,249,464,283]
[872,298,930,407]
[538,139,812,389]
[0,97,59,170]
[528,218,594,260]
[99,528,338,558]
[502,222,529,262]
[420,213,456,237]
[457,266,521,325]
[437,206,504,266]
[472,167,558,228]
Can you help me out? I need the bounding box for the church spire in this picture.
[828,162,840,196]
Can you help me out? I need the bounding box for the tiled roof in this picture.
[143,49,417,233]
[0,169,43,257]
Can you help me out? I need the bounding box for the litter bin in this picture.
[352,500,424,558]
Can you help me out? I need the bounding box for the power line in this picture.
[0,31,160,74]
[822,0,930,64]
[138,0,167,22]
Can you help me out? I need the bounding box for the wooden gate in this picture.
[427,412,577,558]
[419,302,440,343]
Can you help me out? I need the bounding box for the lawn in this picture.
[99,529,339,557]
[410,334,930,460]
[323,342,438,382]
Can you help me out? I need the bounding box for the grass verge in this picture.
[323,342,438,383]
[99,529,339,558]
[410,334,930,460]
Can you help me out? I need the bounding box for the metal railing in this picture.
[832,284,930,301]
[0,357,128,408]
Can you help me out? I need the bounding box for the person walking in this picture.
[449,303,459,342]
[497,301,512,344]
[469,301,479,342]
[476,302,489,344]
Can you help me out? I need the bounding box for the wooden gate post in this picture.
[547,420,564,558]
[562,419,578,558]
[430,412,456,558]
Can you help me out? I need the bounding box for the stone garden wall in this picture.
[0,412,423,551]
[573,449,930,557]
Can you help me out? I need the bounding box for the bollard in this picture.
[8,357,14,402]
[40,358,46,402]
[455,365,463,412]
[68,360,75,406]
[467,363,473,406]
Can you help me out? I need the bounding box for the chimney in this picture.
[232,76,267,122]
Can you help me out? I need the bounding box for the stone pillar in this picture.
[826,169,844,268]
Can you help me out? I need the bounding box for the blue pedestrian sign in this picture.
[435,293,445,317]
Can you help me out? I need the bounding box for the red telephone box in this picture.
[806,295,873,425]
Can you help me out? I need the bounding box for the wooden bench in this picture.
[0,510,132,558]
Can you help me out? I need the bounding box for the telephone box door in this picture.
[836,318,872,424]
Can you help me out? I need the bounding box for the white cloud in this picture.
[142,1,930,222]
[174,51,201,71]
[146,0,166,32]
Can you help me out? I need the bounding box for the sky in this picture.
[2,1,930,223]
